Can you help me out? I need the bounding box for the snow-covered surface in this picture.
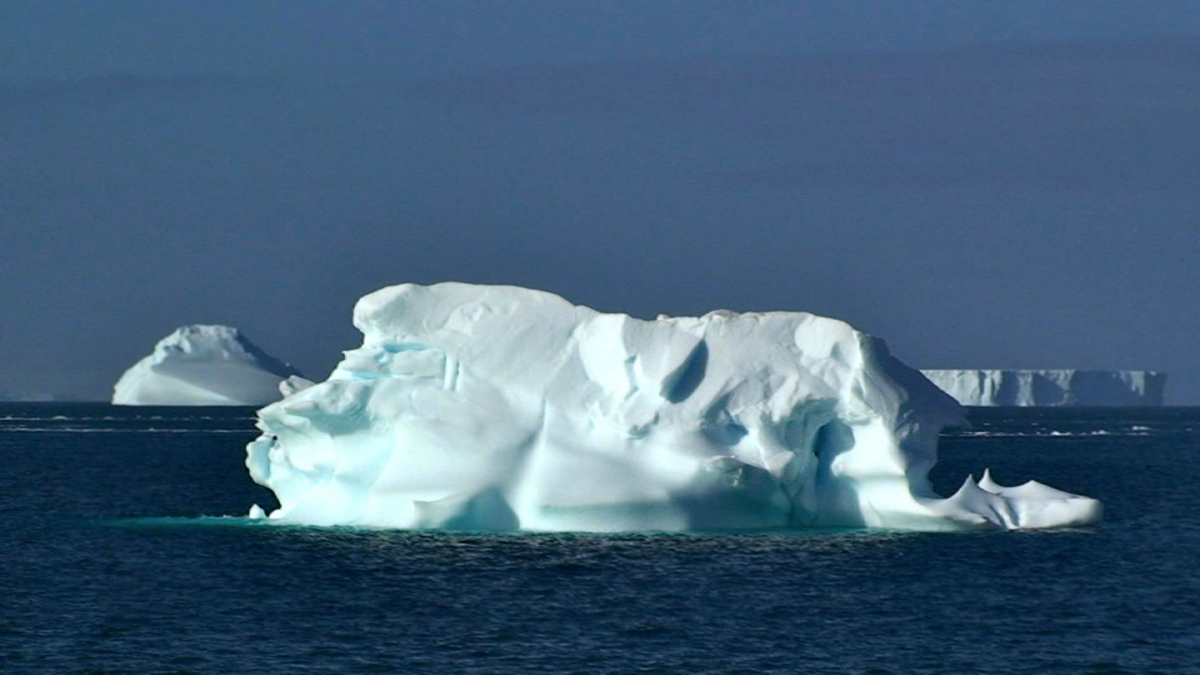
[246,283,1102,532]
[921,370,1166,406]
[278,375,315,398]
[113,325,303,406]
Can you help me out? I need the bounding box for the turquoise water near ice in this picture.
[1,403,1198,674]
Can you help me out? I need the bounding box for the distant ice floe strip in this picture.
[949,426,1192,438]
[0,411,259,433]
[107,516,285,529]
[0,415,257,421]
[1,427,256,433]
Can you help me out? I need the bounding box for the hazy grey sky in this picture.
[2,1,1198,402]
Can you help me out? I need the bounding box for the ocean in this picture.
[1,403,1197,674]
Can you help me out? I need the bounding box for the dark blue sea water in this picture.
[2,404,1198,674]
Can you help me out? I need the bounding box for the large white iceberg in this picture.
[921,370,1166,406]
[113,325,303,406]
[246,283,1102,531]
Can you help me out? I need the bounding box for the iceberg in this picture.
[113,325,304,406]
[246,283,1102,531]
[921,370,1166,406]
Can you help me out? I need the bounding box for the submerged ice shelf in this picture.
[113,325,304,406]
[247,283,1102,532]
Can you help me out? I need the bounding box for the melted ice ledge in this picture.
[247,284,1101,531]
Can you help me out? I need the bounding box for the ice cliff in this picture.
[246,283,1102,531]
[921,370,1166,406]
[113,325,303,406]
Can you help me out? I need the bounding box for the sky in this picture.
[2,1,1198,403]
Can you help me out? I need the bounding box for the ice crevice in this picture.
[246,283,1102,532]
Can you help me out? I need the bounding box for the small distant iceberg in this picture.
[920,370,1166,406]
[113,325,303,406]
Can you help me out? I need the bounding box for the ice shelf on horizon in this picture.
[113,325,304,406]
[245,283,1103,532]
[921,370,1166,406]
